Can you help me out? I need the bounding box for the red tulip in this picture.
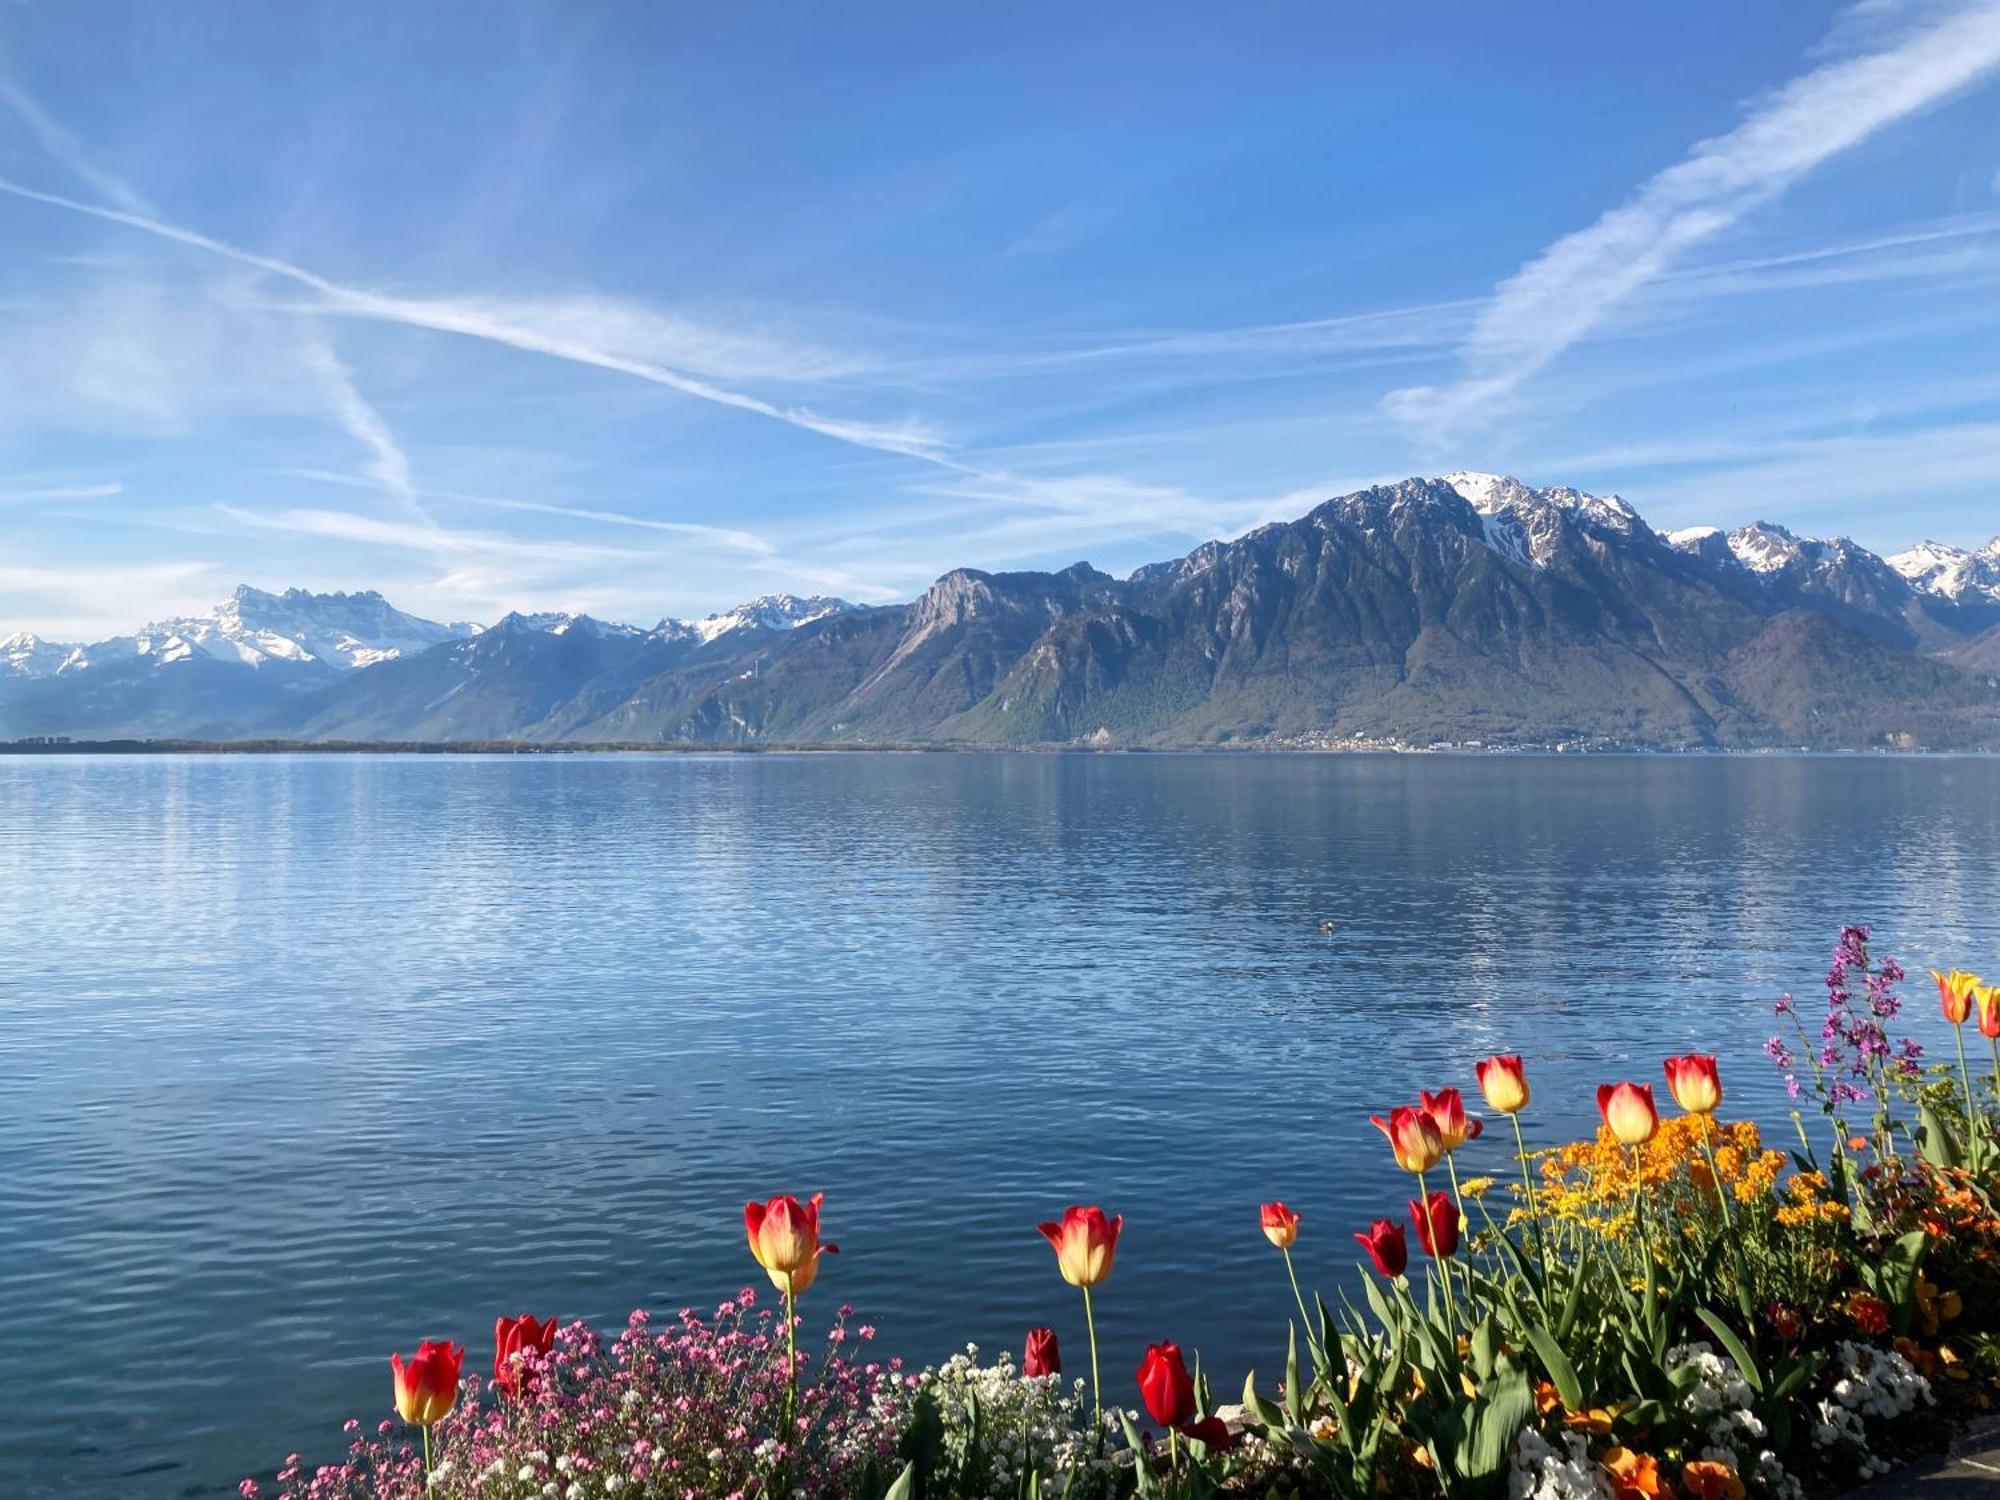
[1419,1088,1484,1151]
[1408,1189,1459,1259]
[1475,1054,1530,1115]
[492,1314,556,1399]
[1596,1082,1659,1146]
[1353,1218,1408,1278]
[1933,969,1979,1027]
[1259,1201,1300,1250]
[1663,1054,1722,1115]
[1370,1106,1443,1173]
[390,1339,463,1427]
[1037,1204,1122,1288]
[1134,1341,1233,1449]
[1023,1326,1061,1378]
[745,1192,837,1296]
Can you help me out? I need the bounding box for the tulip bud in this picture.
[1597,1082,1659,1146]
[1419,1088,1484,1151]
[1036,1204,1122,1288]
[1408,1189,1459,1259]
[1023,1326,1061,1378]
[1475,1054,1530,1115]
[1933,969,1979,1027]
[390,1340,463,1427]
[1259,1201,1300,1250]
[492,1315,556,1400]
[1370,1106,1443,1174]
[1135,1341,1196,1428]
[1663,1053,1722,1115]
[1353,1218,1408,1278]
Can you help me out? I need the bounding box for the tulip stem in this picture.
[783,1286,798,1441]
[1082,1284,1103,1449]
[1509,1112,1551,1294]
[1953,1024,1981,1172]
[420,1422,432,1480]
[1416,1168,1459,1344]
[1697,1115,1736,1233]
[1443,1154,1477,1319]
[1280,1247,1320,1364]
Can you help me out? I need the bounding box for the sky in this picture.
[4,0,2000,641]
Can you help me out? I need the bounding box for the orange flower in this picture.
[1259,1201,1300,1250]
[1037,1204,1122,1288]
[1847,1291,1890,1335]
[390,1339,463,1427]
[1602,1446,1661,1499]
[1976,984,2000,1041]
[1371,1106,1444,1173]
[1475,1054,1530,1115]
[1680,1459,1745,1500]
[1419,1088,1484,1151]
[1933,969,1980,1026]
[1596,1082,1659,1146]
[745,1192,837,1296]
[1662,1054,1722,1115]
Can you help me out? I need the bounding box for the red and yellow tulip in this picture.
[1419,1088,1483,1151]
[1596,1082,1659,1146]
[1371,1105,1444,1173]
[1259,1201,1300,1250]
[1662,1054,1722,1115]
[1933,968,1980,1026]
[745,1192,837,1296]
[1037,1204,1122,1288]
[390,1339,463,1428]
[1475,1054,1530,1115]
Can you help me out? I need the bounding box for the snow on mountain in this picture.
[1664,526,1722,548]
[1888,539,2000,604]
[680,594,857,643]
[507,611,648,639]
[1724,521,1808,574]
[1442,471,1643,567]
[0,631,74,679]
[53,586,477,676]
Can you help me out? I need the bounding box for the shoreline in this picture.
[3,736,1998,758]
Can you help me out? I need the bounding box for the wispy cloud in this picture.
[0,559,219,641]
[0,481,123,506]
[1385,0,2000,441]
[0,72,151,216]
[0,178,955,464]
[296,332,419,505]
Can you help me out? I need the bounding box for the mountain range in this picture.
[6,474,1999,749]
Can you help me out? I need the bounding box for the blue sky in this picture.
[4,0,2000,639]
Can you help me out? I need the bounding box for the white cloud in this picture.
[0,178,954,464]
[0,482,123,506]
[1385,0,2000,441]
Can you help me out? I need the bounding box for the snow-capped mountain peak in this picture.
[1441,471,1642,567]
[682,594,856,643]
[0,631,74,679]
[1889,538,2000,605]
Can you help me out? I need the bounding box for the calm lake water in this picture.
[3,751,1999,1496]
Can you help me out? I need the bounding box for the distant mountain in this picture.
[5,479,1998,749]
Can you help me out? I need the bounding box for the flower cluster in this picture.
[1811,1342,1935,1481]
[1536,1117,1784,1236]
[241,1296,911,1500]
[912,1344,1102,1497]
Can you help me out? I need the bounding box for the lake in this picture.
[2,751,1997,1496]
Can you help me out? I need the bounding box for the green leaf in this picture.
[1466,1371,1535,1480]
[1284,1322,1304,1427]
[1918,1102,1964,1170]
[1695,1308,1764,1394]
[1524,1325,1584,1413]
[1240,1370,1287,1430]
[1120,1412,1161,1500]
[883,1462,918,1500]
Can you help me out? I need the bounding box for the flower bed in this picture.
[246,926,2000,1500]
